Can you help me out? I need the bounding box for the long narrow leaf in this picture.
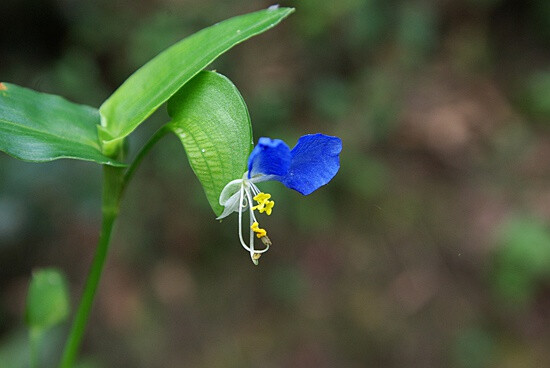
[0,83,124,166]
[99,7,293,146]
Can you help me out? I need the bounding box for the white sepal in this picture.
[219,178,244,206]
[216,190,241,220]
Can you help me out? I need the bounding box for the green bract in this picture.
[168,71,252,216]
[99,7,294,154]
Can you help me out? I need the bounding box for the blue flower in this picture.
[217,133,342,265]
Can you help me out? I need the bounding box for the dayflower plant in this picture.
[0,6,341,366]
[217,134,342,264]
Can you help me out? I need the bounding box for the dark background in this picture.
[1,0,550,367]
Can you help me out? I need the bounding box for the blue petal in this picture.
[280,134,342,195]
[247,137,291,178]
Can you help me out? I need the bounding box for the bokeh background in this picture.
[2,0,550,367]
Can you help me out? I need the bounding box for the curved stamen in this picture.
[247,187,259,264]
[246,187,270,254]
[238,182,254,253]
[235,180,270,264]
[250,182,261,196]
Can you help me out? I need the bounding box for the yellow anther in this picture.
[253,192,271,203]
[252,192,275,215]
[258,200,274,215]
[252,253,262,260]
[251,221,267,238]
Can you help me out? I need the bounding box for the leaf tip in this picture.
[282,7,296,15]
[267,4,295,13]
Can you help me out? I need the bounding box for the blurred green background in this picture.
[2,0,550,367]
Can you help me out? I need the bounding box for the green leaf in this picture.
[99,7,293,147]
[167,71,252,216]
[0,83,124,166]
[25,268,70,331]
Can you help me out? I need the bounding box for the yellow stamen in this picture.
[251,221,267,238]
[252,253,262,260]
[253,192,271,202]
[258,200,274,215]
[252,192,275,215]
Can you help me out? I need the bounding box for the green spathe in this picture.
[167,71,252,216]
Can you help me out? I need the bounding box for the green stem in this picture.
[59,166,123,368]
[121,125,171,196]
[30,328,41,368]
[59,127,170,367]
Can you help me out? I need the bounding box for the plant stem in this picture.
[59,165,124,368]
[121,125,170,196]
[29,328,41,368]
[59,127,170,367]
